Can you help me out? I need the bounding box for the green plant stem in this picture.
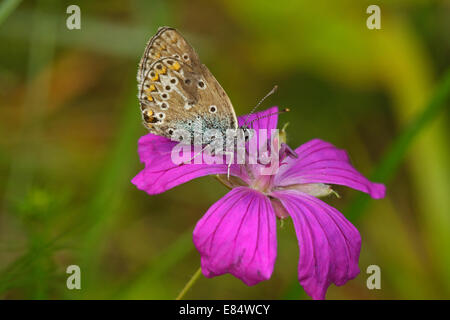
[176,267,203,300]
[346,69,450,221]
[0,0,22,25]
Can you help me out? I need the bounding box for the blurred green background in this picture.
[0,0,449,299]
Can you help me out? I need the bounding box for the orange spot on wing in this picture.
[170,61,181,71]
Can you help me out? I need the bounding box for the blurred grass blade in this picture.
[113,229,194,299]
[0,0,57,299]
[77,76,144,289]
[346,69,450,221]
[0,0,22,25]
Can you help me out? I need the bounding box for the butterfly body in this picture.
[137,27,239,144]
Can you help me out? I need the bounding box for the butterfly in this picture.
[137,26,243,146]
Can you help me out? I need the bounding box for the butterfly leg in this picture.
[211,149,234,179]
[223,151,235,180]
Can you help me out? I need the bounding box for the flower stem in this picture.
[175,267,203,300]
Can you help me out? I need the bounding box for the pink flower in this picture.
[132,107,385,299]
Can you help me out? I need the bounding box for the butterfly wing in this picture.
[137,27,238,140]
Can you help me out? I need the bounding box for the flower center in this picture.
[250,175,273,194]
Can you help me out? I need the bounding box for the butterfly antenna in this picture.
[243,85,278,128]
[246,108,290,128]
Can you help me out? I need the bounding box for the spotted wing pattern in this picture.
[137,27,238,141]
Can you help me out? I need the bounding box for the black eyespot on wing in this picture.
[143,113,158,123]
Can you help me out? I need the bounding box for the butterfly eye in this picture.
[209,105,217,113]
[161,93,169,100]
[183,54,189,61]
[170,78,177,84]
[168,128,174,135]
[164,85,171,91]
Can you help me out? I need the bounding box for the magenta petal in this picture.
[238,106,280,175]
[238,106,279,132]
[272,190,361,300]
[275,139,386,199]
[193,187,277,285]
[132,133,243,195]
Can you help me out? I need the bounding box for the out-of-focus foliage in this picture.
[0,0,448,299]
